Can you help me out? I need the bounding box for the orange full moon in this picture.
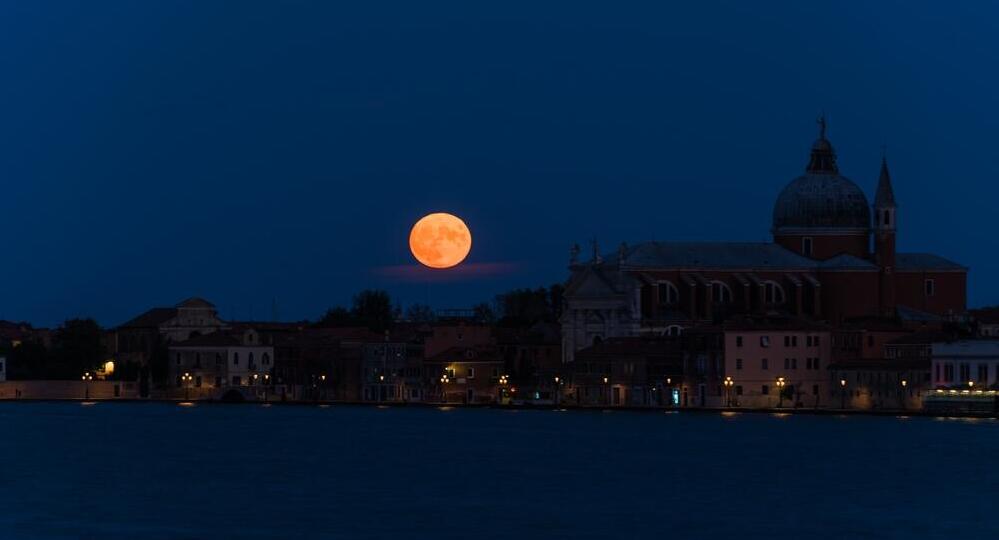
[409,213,472,269]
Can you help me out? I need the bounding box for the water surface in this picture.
[0,403,995,539]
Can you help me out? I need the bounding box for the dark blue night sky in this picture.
[2,1,997,327]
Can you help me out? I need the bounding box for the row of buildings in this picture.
[3,119,999,413]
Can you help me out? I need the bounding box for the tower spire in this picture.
[875,154,896,208]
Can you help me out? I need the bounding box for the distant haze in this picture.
[1,1,996,326]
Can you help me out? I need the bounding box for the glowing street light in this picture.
[82,371,93,400]
[775,377,787,408]
[723,376,735,407]
[839,379,847,409]
[181,372,194,401]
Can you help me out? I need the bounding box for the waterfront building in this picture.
[926,339,999,414]
[495,322,562,404]
[426,345,504,404]
[561,120,967,364]
[168,327,274,398]
[361,339,424,402]
[970,308,999,337]
[833,331,939,410]
[567,337,681,407]
[272,327,374,401]
[931,340,999,389]
[721,320,832,409]
[114,297,226,389]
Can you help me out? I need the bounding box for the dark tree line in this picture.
[5,318,106,380]
[317,284,565,332]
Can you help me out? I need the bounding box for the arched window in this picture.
[664,325,683,337]
[262,353,271,366]
[764,281,785,304]
[657,281,679,305]
[249,352,255,366]
[233,352,239,366]
[711,281,733,304]
[215,353,223,366]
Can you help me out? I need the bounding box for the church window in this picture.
[657,281,679,305]
[764,281,785,304]
[925,279,935,297]
[802,237,813,256]
[711,281,733,304]
[665,325,683,337]
[233,352,239,366]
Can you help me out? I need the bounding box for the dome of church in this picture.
[772,119,871,233]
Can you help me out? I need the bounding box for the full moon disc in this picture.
[409,213,472,269]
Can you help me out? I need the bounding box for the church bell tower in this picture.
[874,155,897,317]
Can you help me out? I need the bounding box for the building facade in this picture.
[562,120,967,364]
[168,328,275,397]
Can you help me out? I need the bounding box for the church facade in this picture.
[561,120,967,363]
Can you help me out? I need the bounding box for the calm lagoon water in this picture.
[0,402,996,539]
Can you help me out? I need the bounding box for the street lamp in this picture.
[603,376,610,406]
[839,379,847,409]
[900,379,908,410]
[776,377,786,408]
[181,372,193,400]
[81,372,93,399]
[723,376,734,408]
[553,375,562,407]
